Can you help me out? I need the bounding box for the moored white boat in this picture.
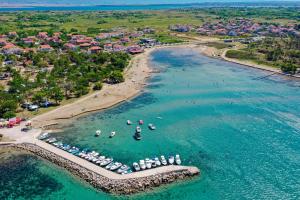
[154,157,161,166]
[160,155,167,166]
[133,162,141,171]
[100,158,113,166]
[175,154,181,165]
[148,124,156,130]
[168,156,175,165]
[38,132,49,140]
[105,162,115,169]
[127,120,132,125]
[145,158,152,169]
[109,131,116,138]
[136,126,141,133]
[117,165,130,174]
[139,160,146,170]
[110,162,122,171]
[95,130,101,137]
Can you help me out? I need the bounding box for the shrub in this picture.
[93,82,103,90]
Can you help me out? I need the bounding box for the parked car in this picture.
[21,102,31,109]
[28,104,39,111]
[39,101,55,108]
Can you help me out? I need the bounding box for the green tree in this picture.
[93,82,103,90]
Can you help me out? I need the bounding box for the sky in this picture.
[0,0,299,6]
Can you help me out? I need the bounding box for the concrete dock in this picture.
[0,124,200,194]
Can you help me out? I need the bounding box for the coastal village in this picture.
[1,7,300,198]
[170,19,300,38]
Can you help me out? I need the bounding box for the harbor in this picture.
[0,120,200,195]
[0,138,199,194]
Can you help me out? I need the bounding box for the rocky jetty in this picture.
[2,143,200,195]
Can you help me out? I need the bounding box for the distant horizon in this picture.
[1,0,300,6]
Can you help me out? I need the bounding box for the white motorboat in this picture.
[134,131,142,140]
[110,162,122,171]
[139,120,144,125]
[117,165,130,174]
[95,130,101,137]
[136,126,141,133]
[139,160,146,170]
[145,158,152,169]
[151,159,156,168]
[175,154,181,165]
[160,155,167,166]
[127,120,132,125]
[109,131,116,138]
[38,132,49,140]
[105,162,115,169]
[100,158,113,166]
[168,156,175,165]
[148,124,156,130]
[133,162,141,171]
[96,156,106,164]
[154,157,161,166]
[48,138,57,143]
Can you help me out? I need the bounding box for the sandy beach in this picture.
[31,43,208,129]
[30,40,299,129]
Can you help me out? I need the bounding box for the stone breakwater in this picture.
[2,143,200,195]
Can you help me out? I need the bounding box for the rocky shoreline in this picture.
[1,143,200,195]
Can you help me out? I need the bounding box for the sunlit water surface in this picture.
[1,48,300,200]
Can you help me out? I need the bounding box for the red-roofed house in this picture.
[104,43,113,51]
[64,43,78,51]
[127,45,144,54]
[39,44,53,52]
[8,32,18,37]
[88,46,102,54]
[38,32,48,39]
[79,43,91,48]
[113,44,126,52]
[0,39,7,46]
[2,43,23,55]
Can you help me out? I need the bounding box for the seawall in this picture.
[2,142,200,195]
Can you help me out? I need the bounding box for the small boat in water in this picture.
[160,155,167,166]
[136,126,141,133]
[95,130,101,137]
[148,124,156,130]
[154,157,161,166]
[134,131,142,140]
[110,162,122,171]
[38,132,49,140]
[109,131,116,138]
[175,154,181,165]
[48,138,57,144]
[127,120,132,125]
[105,162,115,169]
[145,158,152,169]
[139,120,144,125]
[139,160,146,170]
[100,158,113,166]
[151,159,157,168]
[168,156,175,165]
[117,165,130,174]
[133,162,141,171]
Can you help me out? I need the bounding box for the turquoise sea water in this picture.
[1,2,300,11]
[1,48,300,199]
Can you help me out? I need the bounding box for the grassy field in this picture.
[0,7,298,35]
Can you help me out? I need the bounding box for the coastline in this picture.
[0,142,200,195]
[26,41,298,130]
[31,43,207,129]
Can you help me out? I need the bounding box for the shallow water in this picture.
[1,48,300,199]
